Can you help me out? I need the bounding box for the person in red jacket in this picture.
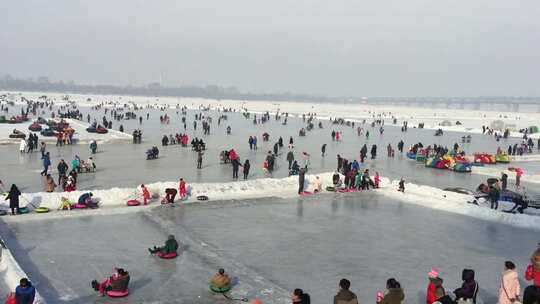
[141,184,150,205]
[524,244,540,304]
[178,178,186,199]
[427,268,444,304]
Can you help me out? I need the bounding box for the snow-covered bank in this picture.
[472,166,540,185]
[0,247,44,303]
[0,118,131,145]
[2,173,540,231]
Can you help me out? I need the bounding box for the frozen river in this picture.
[1,98,539,303]
[0,105,536,194]
[0,193,537,303]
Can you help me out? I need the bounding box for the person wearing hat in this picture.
[148,235,178,255]
[426,268,444,304]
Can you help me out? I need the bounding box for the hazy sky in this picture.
[1,0,539,96]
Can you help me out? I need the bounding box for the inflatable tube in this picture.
[157,251,178,259]
[453,163,472,173]
[28,123,42,132]
[73,203,87,209]
[8,134,25,139]
[107,290,129,298]
[86,127,97,133]
[495,154,510,163]
[127,200,141,207]
[326,186,336,192]
[40,129,56,137]
[300,191,313,196]
[210,284,232,294]
[96,127,108,134]
[337,188,349,193]
[35,207,49,213]
[416,155,427,162]
[406,152,416,160]
[19,207,29,214]
[197,195,208,201]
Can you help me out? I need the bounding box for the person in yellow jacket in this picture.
[210,268,231,291]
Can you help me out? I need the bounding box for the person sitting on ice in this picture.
[148,235,179,255]
[78,192,97,208]
[146,146,159,159]
[85,157,96,172]
[58,197,73,210]
[210,268,231,290]
[91,268,130,296]
[289,161,300,176]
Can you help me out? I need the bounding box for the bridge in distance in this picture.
[353,96,540,111]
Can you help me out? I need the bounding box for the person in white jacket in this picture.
[19,139,27,153]
[498,261,521,304]
[313,176,322,193]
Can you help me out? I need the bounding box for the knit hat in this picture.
[428,268,439,278]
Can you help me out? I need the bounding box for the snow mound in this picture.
[472,166,540,185]
[1,173,540,231]
[0,118,131,145]
[0,247,45,303]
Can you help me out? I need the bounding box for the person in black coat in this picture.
[243,160,250,180]
[231,158,240,179]
[454,269,478,303]
[371,145,377,159]
[5,184,21,215]
[298,168,306,194]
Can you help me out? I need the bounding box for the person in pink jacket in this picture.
[374,172,381,189]
[498,261,521,304]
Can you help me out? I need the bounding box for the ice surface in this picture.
[0,195,537,303]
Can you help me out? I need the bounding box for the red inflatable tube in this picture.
[107,290,129,298]
[73,203,87,209]
[127,200,141,206]
[157,252,178,259]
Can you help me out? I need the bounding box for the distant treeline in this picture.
[0,74,342,103]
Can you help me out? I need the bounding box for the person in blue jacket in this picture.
[15,278,35,304]
[40,152,51,176]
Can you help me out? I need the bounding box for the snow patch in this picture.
[0,247,45,303]
[0,118,131,145]
[1,173,540,231]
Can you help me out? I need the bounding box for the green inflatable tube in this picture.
[35,207,50,213]
[19,207,29,214]
[209,284,231,293]
[326,186,336,192]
